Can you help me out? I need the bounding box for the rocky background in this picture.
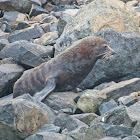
[0,0,140,139]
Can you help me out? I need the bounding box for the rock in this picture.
[34,31,58,45]
[52,5,76,12]
[58,9,79,36]
[15,21,31,30]
[25,132,74,140]
[50,11,62,19]
[94,81,116,91]
[8,25,44,43]
[123,135,140,140]
[118,95,136,107]
[124,101,140,127]
[44,3,55,12]
[99,137,121,140]
[99,99,118,115]
[0,0,41,13]
[72,113,99,125]
[41,15,58,24]
[29,4,48,17]
[43,91,77,112]
[54,113,88,132]
[0,94,55,140]
[79,29,140,89]
[32,13,49,21]
[76,89,104,113]
[55,0,139,55]
[133,121,140,138]
[0,21,12,33]
[52,0,73,5]
[121,0,133,3]
[0,31,9,39]
[0,40,54,60]
[0,39,9,51]
[0,58,24,97]
[88,123,132,139]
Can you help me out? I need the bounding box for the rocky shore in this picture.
[0,0,140,139]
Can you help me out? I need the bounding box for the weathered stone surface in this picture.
[125,101,140,127]
[99,99,118,115]
[0,58,24,97]
[133,121,140,138]
[43,91,77,112]
[58,9,79,36]
[88,123,132,139]
[52,0,73,5]
[44,3,55,12]
[0,94,55,140]
[72,113,99,125]
[0,39,9,51]
[26,132,74,140]
[54,113,88,132]
[32,13,49,21]
[0,21,12,33]
[99,137,121,140]
[34,31,58,45]
[29,4,48,17]
[15,21,31,30]
[8,25,44,43]
[76,89,104,113]
[0,0,41,13]
[79,30,140,89]
[123,135,140,140]
[0,31,9,39]
[52,5,76,12]
[3,11,27,22]
[41,15,58,23]
[55,0,139,55]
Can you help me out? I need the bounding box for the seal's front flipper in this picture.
[33,78,56,102]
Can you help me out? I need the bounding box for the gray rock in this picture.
[8,25,44,43]
[123,135,140,140]
[124,101,140,127]
[99,99,118,115]
[43,91,77,112]
[121,0,132,3]
[52,0,73,5]
[58,9,79,36]
[87,123,132,139]
[0,40,54,60]
[0,31,9,39]
[0,39,9,51]
[72,113,99,125]
[25,132,74,140]
[15,21,31,30]
[79,30,140,89]
[52,5,76,12]
[41,15,58,23]
[0,94,55,140]
[0,21,11,33]
[99,137,121,140]
[29,4,48,17]
[133,122,140,138]
[0,0,41,13]
[0,58,24,97]
[54,113,88,132]
[0,41,46,68]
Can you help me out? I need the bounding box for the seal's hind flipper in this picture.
[33,78,56,102]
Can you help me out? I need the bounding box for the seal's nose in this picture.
[107,46,116,55]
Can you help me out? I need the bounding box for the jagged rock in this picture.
[123,135,140,140]
[52,5,76,12]
[88,123,132,139]
[99,137,121,140]
[78,29,140,89]
[3,11,27,23]
[0,21,12,33]
[52,0,73,5]
[41,15,58,23]
[72,113,99,125]
[76,89,104,113]
[0,58,24,97]
[55,0,139,55]
[58,9,79,36]
[94,81,116,91]
[8,25,44,43]
[34,31,58,45]
[50,11,62,19]
[15,21,31,30]
[0,94,56,140]
[99,99,118,115]
[121,0,133,3]
[0,31,9,39]
[29,4,48,17]
[133,121,140,138]
[44,3,55,12]
[43,91,77,112]
[54,113,88,132]
[0,39,9,51]
[32,13,49,21]
[25,132,74,140]
[124,101,140,127]
[0,0,41,13]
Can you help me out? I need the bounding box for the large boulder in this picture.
[0,94,56,140]
[0,0,41,13]
[55,0,139,55]
[79,29,140,89]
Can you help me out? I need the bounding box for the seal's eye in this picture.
[103,45,108,49]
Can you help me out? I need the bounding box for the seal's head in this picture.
[87,37,115,60]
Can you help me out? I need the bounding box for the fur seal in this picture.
[13,36,115,101]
